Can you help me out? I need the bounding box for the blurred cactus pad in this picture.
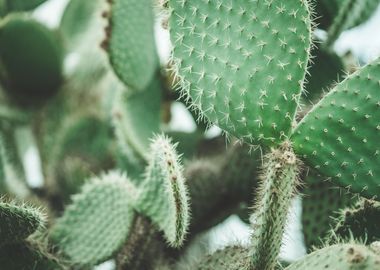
[0,0,380,269]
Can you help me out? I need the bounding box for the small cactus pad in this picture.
[0,15,63,105]
[112,74,162,161]
[333,199,380,244]
[107,0,158,90]
[195,246,249,270]
[0,201,45,246]
[292,59,380,199]
[135,135,190,247]
[50,172,136,266]
[302,171,354,251]
[169,0,312,146]
[285,243,380,269]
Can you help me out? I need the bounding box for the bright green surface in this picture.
[292,59,380,199]
[169,0,312,147]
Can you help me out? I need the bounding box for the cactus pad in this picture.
[50,172,136,266]
[107,0,158,90]
[0,15,63,105]
[286,243,380,269]
[0,201,45,246]
[135,135,190,247]
[169,0,312,146]
[292,59,380,199]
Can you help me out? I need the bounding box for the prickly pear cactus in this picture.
[50,172,136,266]
[0,0,379,269]
[169,0,312,146]
[292,60,380,199]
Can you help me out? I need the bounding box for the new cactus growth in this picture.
[0,0,380,269]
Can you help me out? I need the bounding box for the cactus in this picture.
[0,0,379,269]
[106,0,158,90]
[50,172,136,266]
[292,60,380,199]
[0,14,63,106]
[285,243,380,269]
[0,201,45,247]
[135,135,190,247]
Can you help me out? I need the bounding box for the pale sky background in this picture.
[28,1,380,269]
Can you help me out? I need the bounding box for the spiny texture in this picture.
[135,135,190,247]
[0,243,63,270]
[313,0,343,30]
[250,141,300,270]
[107,0,158,90]
[302,170,355,251]
[50,172,135,266]
[169,0,312,147]
[0,14,63,105]
[195,246,249,270]
[0,201,45,247]
[327,0,380,46]
[112,74,162,162]
[292,59,380,199]
[285,243,380,269]
[332,199,380,244]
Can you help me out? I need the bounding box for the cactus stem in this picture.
[250,141,301,270]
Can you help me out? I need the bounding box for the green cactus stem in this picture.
[250,141,300,270]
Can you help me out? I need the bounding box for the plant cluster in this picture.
[0,0,380,269]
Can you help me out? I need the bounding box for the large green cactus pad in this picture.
[286,243,380,269]
[0,201,45,247]
[135,135,190,247]
[169,0,312,146]
[292,59,380,199]
[108,0,158,91]
[50,172,135,266]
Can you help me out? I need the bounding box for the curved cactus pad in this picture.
[286,243,380,270]
[0,201,45,246]
[169,0,312,146]
[50,172,135,266]
[136,135,190,247]
[292,59,380,199]
[108,0,158,90]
